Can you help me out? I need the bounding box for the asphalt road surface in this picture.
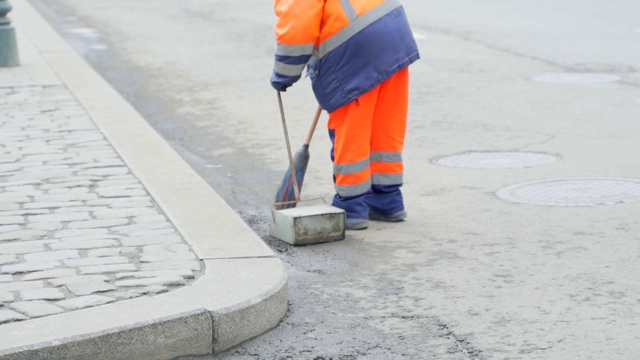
[28,0,640,359]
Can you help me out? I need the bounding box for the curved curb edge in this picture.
[0,258,288,359]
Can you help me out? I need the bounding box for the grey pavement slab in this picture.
[18,288,65,301]
[0,0,287,358]
[0,293,14,303]
[9,301,64,318]
[66,281,116,296]
[0,310,26,324]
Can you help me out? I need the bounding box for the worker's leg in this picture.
[368,68,409,220]
[328,85,380,227]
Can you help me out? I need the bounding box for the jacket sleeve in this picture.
[271,0,324,91]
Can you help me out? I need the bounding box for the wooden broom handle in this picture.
[304,107,323,146]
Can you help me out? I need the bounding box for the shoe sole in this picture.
[345,220,369,230]
[369,210,407,222]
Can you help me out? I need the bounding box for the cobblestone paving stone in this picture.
[0,85,203,324]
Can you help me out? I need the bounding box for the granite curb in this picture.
[0,0,288,358]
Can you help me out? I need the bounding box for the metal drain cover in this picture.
[530,73,621,84]
[433,151,559,169]
[496,177,640,206]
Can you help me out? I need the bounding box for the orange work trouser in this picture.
[327,68,408,219]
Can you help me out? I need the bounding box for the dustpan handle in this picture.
[277,91,301,201]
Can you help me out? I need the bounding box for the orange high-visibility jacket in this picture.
[271,0,419,112]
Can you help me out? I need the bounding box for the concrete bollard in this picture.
[0,0,19,67]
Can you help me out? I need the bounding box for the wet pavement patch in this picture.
[433,151,560,169]
[496,177,640,206]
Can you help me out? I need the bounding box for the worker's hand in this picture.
[270,72,293,92]
[271,80,291,92]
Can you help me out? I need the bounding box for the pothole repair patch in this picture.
[496,177,640,206]
[530,73,621,84]
[433,151,559,169]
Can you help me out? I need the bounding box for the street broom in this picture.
[270,92,345,246]
[274,91,322,210]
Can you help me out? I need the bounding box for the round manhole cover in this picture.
[530,73,621,84]
[433,151,559,169]
[496,177,640,206]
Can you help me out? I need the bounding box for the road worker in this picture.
[271,0,420,230]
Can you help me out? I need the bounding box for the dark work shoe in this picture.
[345,218,369,230]
[369,209,407,222]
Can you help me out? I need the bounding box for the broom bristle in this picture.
[274,168,305,210]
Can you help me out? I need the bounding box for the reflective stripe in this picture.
[274,61,307,76]
[317,0,402,59]
[276,43,315,57]
[334,158,370,175]
[371,151,402,163]
[372,173,403,185]
[340,0,359,21]
[336,179,371,197]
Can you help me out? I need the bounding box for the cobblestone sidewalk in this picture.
[0,85,202,324]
